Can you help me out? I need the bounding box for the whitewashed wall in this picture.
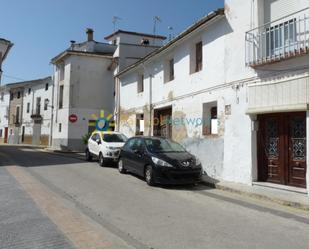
[118,0,309,191]
[52,54,114,151]
[0,89,9,142]
[21,79,53,144]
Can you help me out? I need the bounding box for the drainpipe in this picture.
[49,77,55,147]
[141,63,153,136]
[115,76,120,131]
[148,74,153,136]
[19,88,24,144]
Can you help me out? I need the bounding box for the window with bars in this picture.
[137,74,144,93]
[26,102,30,113]
[59,85,64,109]
[266,18,297,57]
[195,41,203,72]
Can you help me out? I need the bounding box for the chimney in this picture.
[86,28,94,41]
[70,40,76,50]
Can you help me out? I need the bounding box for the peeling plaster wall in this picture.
[118,15,254,184]
[118,0,309,189]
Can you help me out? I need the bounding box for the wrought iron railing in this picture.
[245,8,309,66]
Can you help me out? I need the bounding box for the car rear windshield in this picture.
[145,138,186,153]
[102,134,127,143]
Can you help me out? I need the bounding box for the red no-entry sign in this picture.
[69,114,78,123]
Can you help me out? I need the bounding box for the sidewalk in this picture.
[0,167,74,249]
[202,175,309,211]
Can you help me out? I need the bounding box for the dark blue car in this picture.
[118,136,202,186]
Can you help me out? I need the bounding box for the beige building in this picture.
[6,77,53,145]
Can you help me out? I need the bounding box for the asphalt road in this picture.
[1,145,309,249]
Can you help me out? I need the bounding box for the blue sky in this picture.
[0,0,224,84]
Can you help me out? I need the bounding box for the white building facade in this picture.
[0,86,10,143]
[51,29,165,151]
[22,77,53,146]
[4,77,53,146]
[116,0,309,195]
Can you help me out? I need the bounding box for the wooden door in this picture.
[4,127,8,143]
[258,112,307,188]
[153,107,172,139]
[258,114,285,184]
[288,113,307,188]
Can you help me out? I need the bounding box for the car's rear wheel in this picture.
[85,149,92,162]
[98,153,105,167]
[145,165,155,186]
[118,158,126,174]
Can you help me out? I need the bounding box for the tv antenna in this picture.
[112,16,122,31]
[153,16,162,43]
[168,26,174,41]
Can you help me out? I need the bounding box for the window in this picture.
[91,133,98,141]
[59,85,64,109]
[10,93,13,101]
[195,41,203,72]
[145,138,186,153]
[137,74,144,93]
[36,97,41,115]
[91,133,101,143]
[202,102,218,136]
[17,91,21,99]
[169,58,174,81]
[44,99,49,110]
[0,92,4,101]
[164,58,175,83]
[15,106,20,124]
[59,64,65,81]
[266,18,297,57]
[102,133,127,143]
[26,102,30,113]
[126,138,144,151]
[59,123,62,132]
[45,83,49,91]
[124,138,137,151]
[136,114,144,135]
[0,129,2,137]
[28,88,31,94]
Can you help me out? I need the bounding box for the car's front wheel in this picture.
[145,165,155,186]
[85,149,92,162]
[98,153,105,167]
[118,158,126,174]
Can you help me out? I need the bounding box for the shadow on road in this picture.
[0,145,213,192]
[125,171,212,191]
[0,145,87,168]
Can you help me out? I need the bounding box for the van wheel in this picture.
[85,149,92,161]
[118,158,126,174]
[145,165,155,186]
[98,153,105,167]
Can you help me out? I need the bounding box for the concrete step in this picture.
[201,175,309,211]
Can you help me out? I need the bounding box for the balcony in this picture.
[31,112,42,124]
[246,8,309,67]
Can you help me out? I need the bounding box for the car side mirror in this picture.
[133,148,143,155]
[96,139,101,145]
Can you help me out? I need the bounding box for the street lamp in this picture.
[45,97,55,148]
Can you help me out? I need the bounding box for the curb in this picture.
[200,180,309,211]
